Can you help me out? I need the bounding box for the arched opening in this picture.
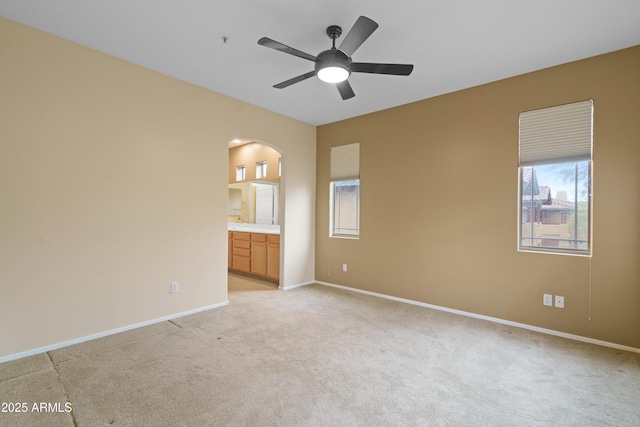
[227,139,284,291]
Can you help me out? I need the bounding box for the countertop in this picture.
[228,224,280,235]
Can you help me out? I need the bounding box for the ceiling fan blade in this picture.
[338,16,378,57]
[273,71,317,89]
[258,37,317,62]
[336,80,355,100]
[351,62,414,76]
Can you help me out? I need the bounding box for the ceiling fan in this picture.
[257,16,414,100]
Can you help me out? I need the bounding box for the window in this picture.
[236,165,245,182]
[330,143,360,238]
[331,180,360,237]
[518,100,593,254]
[256,161,267,179]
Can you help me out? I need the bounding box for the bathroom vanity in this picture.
[228,224,280,282]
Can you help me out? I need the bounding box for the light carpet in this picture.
[1,273,639,426]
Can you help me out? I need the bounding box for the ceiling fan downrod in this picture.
[326,25,342,49]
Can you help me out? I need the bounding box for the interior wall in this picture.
[316,45,640,349]
[0,17,315,359]
[228,142,281,183]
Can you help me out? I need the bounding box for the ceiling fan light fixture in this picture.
[317,65,349,83]
[315,49,351,83]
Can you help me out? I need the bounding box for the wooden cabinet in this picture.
[229,231,279,282]
[250,233,267,276]
[231,232,251,273]
[228,232,232,269]
[266,235,280,281]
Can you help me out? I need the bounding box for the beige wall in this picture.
[0,18,315,359]
[316,46,640,349]
[229,142,281,183]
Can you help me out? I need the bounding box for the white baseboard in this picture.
[315,281,640,354]
[0,301,229,364]
[280,280,315,291]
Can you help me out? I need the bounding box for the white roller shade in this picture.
[519,100,593,166]
[330,143,360,181]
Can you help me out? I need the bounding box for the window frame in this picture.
[518,161,592,256]
[256,161,267,179]
[330,179,360,238]
[235,165,246,182]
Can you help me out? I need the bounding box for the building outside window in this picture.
[520,162,590,250]
[331,180,360,237]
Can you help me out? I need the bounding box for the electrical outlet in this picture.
[171,282,179,294]
[342,264,348,272]
[555,295,564,308]
[543,294,553,306]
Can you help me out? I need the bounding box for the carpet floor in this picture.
[1,273,639,426]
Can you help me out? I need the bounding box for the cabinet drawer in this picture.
[232,256,250,272]
[267,235,280,245]
[251,233,267,242]
[233,240,250,250]
[233,232,250,241]
[233,247,250,258]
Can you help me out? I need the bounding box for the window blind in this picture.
[519,100,593,166]
[330,143,360,181]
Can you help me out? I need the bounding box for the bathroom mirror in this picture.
[228,188,242,216]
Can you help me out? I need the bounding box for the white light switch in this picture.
[171,282,179,294]
[543,294,553,306]
[555,295,564,308]
[342,264,348,272]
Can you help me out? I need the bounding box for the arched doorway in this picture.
[227,139,284,290]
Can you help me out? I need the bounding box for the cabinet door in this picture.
[251,234,267,276]
[233,256,251,273]
[266,235,280,281]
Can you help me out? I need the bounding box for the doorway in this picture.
[228,140,283,289]
[253,182,279,225]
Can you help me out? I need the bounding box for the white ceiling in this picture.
[1,1,639,126]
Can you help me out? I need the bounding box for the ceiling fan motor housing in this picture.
[315,49,352,76]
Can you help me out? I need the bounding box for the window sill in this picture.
[518,247,591,257]
[330,235,359,240]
